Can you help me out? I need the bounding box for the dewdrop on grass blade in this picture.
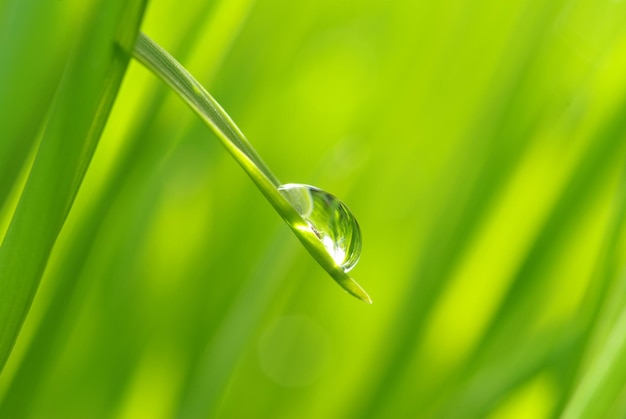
[278,184,361,272]
[131,32,371,303]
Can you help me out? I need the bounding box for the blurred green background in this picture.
[2,0,626,417]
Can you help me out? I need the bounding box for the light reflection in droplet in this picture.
[278,183,361,272]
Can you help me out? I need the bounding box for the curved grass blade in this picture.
[132,32,371,304]
[0,0,147,372]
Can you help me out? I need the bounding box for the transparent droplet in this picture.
[278,183,361,272]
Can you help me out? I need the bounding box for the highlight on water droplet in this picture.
[278,183,362,272]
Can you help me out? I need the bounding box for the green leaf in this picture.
[0,0,147,372]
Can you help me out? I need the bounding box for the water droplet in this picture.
[278,183,361,272]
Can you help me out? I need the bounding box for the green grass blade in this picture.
[353,2,569,414]
[132,32,278,187]
[0,3,251,409]
[177,231,294,418]
[0,0,87,209]
[559,164,626,418]
[437,324,582,419]
[562,303,626,418]
[420,97,626,418]
[0,0,147,372]
[132,32,371,303]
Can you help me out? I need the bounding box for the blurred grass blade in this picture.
[0,4,229,414]
[0,0,147,371]
[178,231,294,418]
[438,324,581,419]
[415,98,626,418]
[0,0,89,210]
[562,303,626,418]
[132,32,372,303]
[559,164,626,418]
[353,2,569,413]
